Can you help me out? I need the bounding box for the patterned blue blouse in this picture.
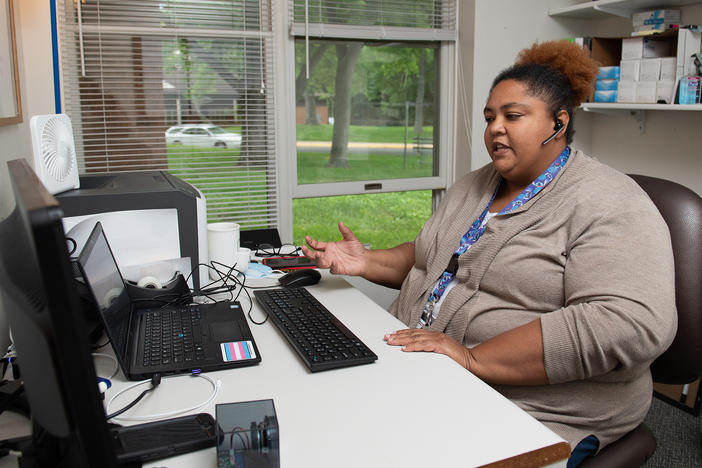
[416,146,571,328]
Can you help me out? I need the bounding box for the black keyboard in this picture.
[253,288,377,372]
[142,307,204,367]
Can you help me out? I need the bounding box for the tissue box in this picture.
[596,79,619,91]
[594,90,618,102]
[596,66,620,80]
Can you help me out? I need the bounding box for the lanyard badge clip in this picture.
[445,253,460,276]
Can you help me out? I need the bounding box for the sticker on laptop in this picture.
[221,341,257,362]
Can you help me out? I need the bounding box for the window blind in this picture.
[289,0,457,41]
[57,0,278,229]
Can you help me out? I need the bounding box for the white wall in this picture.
[0,0,55,357]
[462,0,702,196]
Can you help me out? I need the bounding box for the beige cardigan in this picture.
[388,150,677,450]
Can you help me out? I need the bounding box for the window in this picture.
[57,0,278,229]
[288,0,456,246]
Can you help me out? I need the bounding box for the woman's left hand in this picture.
[384,329,473,371]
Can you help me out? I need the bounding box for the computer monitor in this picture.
[0,159,117,467]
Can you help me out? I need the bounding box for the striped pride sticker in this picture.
[220,341,257,362]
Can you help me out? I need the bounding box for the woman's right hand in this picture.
[301,222,368,276]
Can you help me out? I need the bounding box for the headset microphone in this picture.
[541,120,564,145]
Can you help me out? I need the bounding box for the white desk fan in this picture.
[29,114,80,194]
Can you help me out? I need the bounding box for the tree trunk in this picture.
[327,43,363,168]
[414,50,426,137]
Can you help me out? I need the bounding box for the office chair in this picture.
[580,175,702,468]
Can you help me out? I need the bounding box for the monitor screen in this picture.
[0,159,117,467]
[78,222,132,369]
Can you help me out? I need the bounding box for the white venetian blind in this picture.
[57,0,278,229]
[289,0,457,41]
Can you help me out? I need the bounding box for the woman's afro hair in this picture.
[514,40,599,107]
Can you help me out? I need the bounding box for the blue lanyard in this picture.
[417,147,571,328]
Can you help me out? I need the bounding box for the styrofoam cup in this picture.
[207,222,240,278]
[232,247,251,273]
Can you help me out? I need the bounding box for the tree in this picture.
[414,49,427,137]
[327,43,363,168]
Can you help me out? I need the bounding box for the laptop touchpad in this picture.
[210,321,241,341]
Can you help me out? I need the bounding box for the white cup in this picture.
[232,247,251,273]
[207,222,240,279]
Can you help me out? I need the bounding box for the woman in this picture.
[302,41,677,466]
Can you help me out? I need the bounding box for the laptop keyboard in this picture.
[253,288,377,372]
[142,307,205,367]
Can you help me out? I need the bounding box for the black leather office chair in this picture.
[580,175,702,468]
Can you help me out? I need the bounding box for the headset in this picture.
[541,119,565,145]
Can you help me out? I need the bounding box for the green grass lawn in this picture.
[166,124,434,247]
[297,151,433,183]
[292,191,431,250]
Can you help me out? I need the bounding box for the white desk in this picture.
[100,274,570,468]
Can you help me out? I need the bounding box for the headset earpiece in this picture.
[542,119,565,145]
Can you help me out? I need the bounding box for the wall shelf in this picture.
[579,102,702,132]
[549,0,702,19]
[581,102,702,111]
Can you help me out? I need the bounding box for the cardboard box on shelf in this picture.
[622,37,644,59]
[590,37,622,67]
[640,58,662,81]
[660,57,677,80]
[620,59,641,81]
[617,81,637,103]
[636,81,658,103]
[632,9,681,27]
[657,80,676,103]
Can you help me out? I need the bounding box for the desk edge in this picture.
[479,441,571,468]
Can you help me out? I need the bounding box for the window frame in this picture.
[279,1,457,203]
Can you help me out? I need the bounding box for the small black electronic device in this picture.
[262,255,317,271]
[541,119,565,145]
[112,413,216,464]
[278,269,322,288]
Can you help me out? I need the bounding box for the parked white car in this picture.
[165,124,241,149]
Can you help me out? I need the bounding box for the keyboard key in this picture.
[141,308,202,367]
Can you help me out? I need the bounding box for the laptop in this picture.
[77,222,261,380]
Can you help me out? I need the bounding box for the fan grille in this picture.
[41,117,76,182]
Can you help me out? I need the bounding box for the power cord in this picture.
[254,243,301,258]
[105,373,220,422]
[186,262,270,325]
[105,373,161,420]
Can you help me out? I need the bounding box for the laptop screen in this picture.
[78,223,132,366]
